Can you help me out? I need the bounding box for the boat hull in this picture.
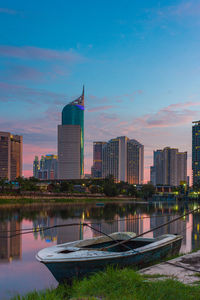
[42,238,182,283]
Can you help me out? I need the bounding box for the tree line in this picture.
[0,175,156,199]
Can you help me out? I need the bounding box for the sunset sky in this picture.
[0,0,200,181]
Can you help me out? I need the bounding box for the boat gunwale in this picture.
[36,234,182,263]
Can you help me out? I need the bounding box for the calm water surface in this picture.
[0,201,200,299]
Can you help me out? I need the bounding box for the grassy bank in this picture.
[0,197,102,205]
[12,267,200,300]
[0,196,141,206]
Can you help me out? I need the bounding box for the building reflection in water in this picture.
[33,216,57,243]
[33,214,82,244]
[0,219,22,263]
[30,205,200,255]
[1,204,200,300]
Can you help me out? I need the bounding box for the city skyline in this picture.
[1,1,200,181]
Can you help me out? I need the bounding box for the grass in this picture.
[12,285,71,300]
[0,197,105,205]
[142,273,171,278]
[0,196,139,205]
[11,267,200,300]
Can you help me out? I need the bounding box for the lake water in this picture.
[0,201,200,299]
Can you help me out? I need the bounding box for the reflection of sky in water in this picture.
[0,202,200,299]
[0,219,57,299]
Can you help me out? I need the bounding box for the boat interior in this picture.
[81,239,154,252]
[59,233,155,253]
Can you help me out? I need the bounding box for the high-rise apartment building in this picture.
[177,151,187,186]
[91,142,106,178]
[102,138,120,181]
[150,166,156,186]
[58,87,84,179]
[97,136,143,184]
[33,154,58,180]
[127,139,144,184]
[150,147,187,186]
[0,132,22,180]
[151,150,163,185]
[192,121,200,185]
[33,156,39,178]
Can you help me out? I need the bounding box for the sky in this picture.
[0,0,200,181]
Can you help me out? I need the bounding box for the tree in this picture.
[104,175,115,184]
[0,178,8,192]
[16,177,39,191]
[127,185,138,197]
[47,182,60,193]
[140,184,155,199]
[60,181,74,192]
[103,183,119,197]
[89,185,102,194]
[116,181,129,194]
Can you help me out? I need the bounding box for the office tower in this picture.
[33,156,39,178]
[33,154,58,180]
[40,155,45,171]
[177,151,187,186]
[150,147,187,186]
[101,136,144,184]
[91,142,107,178]
[0,132,22,181]
[127,139,144,184]
[192,121,200,185]
[58,87,84,179]
[44,154,58,179]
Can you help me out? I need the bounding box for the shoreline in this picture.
[0,195,149,206]
[11,257,200,300]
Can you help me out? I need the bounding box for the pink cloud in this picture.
[170,1,200,16]
[0,46,83,62]
[0,81,67,104]
[88,94,109,104]
[3,65,44,81]
[167,101,200,109]
[156,1,200,18]
[133,101,200,129]
[88,105,113,112]
[123,90,143,101]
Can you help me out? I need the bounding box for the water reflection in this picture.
[0,220,21,263]
[0,201,200,299]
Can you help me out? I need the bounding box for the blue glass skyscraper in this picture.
[58,87,84,179]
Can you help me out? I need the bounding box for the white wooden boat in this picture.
[36,232,182,283]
